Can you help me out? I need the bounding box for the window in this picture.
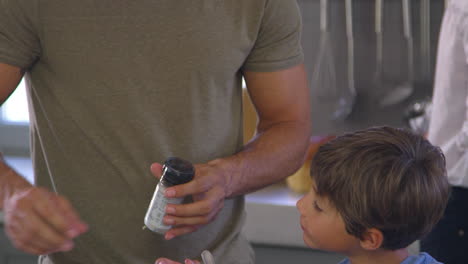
[0,79,30,156]
[2,79,29,123]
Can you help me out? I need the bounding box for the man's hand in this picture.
[4,186,88,255]
[150,159,230,240]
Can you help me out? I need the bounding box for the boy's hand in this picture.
[155,258,200,264]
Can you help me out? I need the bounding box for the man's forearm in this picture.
[0,157,33,209]
[219,119,310,198]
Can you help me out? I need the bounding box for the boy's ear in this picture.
[359,228,383,250]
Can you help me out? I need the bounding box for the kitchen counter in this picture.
[0,156,307,248]
[244,183,305,247]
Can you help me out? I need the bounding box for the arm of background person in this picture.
[0,62,88,255]
[151,63,311,239]
[441,15,468,185]
[427,8,468,187]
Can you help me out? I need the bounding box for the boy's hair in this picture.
[311,126,450,250]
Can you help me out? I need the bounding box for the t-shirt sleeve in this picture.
[242,0,304,72]
[0,0,41,69]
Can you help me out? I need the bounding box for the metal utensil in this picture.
[335,0,357,120]
[312,0,355,121]
[311,0,337,116]
[201,250,216,264]
[420,0,431,81]
[373,0,392,102]
[328,0,356,120]
[379,0,414,107]
[404,98,432,135]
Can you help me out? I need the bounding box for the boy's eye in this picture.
[313,201,323,212]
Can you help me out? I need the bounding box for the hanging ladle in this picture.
[379,0,414,107]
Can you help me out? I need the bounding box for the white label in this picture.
[144,184,183,233]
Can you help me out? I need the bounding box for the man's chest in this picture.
[38,0,264,78]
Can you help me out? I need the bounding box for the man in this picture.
[420,0,468,263]
[0,0,311,264]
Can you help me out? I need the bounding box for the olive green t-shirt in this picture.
[0,1,304,263]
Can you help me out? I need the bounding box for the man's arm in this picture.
[0,62,29,209]
[0,63,23,106]
[0,62,88,255]
[222,63,311,196]
[151,63,311,239]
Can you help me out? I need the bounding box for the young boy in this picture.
[297,126,450,264]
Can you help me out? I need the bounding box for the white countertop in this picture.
[0,157,307,248]
[243,183,306,247]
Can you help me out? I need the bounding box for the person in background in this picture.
[296,126,450,264]
[0,0,311,263]
[419,0,468,263]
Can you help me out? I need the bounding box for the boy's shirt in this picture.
[338,253,443,264]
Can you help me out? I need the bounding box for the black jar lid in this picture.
[162,157,195,186]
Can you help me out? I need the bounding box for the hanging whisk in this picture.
[312,0,355,120]
[379,0,414,107]
[312,0,337,101]
[340,0,356,119]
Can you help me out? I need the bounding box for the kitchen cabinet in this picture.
[254,244,344,264]
[0,227,342,264]
[0,225,37,264]
[4,256,38,264]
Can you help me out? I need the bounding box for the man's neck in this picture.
[347,247,409,264]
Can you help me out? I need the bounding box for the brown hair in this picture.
[311,126,450,250]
